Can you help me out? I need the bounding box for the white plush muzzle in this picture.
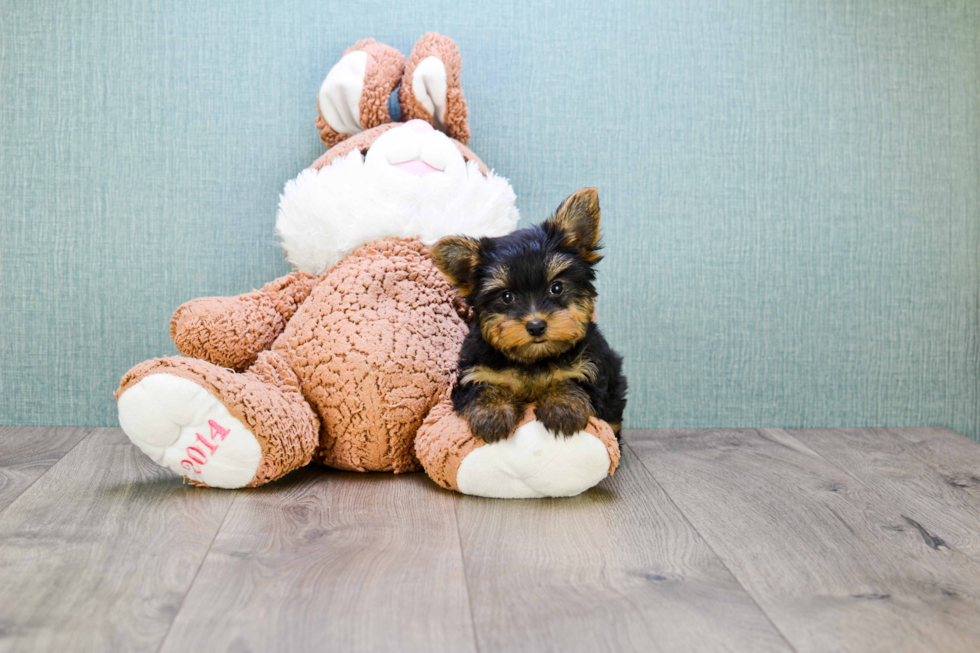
[276,121,520,275]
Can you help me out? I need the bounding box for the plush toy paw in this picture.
[455,420,613,498]
[415,400,620,499]
[117,373,263,489]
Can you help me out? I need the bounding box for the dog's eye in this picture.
[550,281,563,295]
[501,291,514,304]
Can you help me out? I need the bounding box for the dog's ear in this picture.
[547,188,602,262]
[431,236,481,296]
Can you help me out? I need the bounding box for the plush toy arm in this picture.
[170,271,319,371]
[415,399,620,499]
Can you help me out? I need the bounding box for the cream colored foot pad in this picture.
[117,374,261,488]
[456,420,612,499]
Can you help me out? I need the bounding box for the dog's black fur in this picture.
[431,188,627,443]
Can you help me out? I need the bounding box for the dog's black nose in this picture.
[526,320,547,337]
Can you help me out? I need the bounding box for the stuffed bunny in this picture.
[116,34,619,498]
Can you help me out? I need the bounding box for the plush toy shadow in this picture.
[115,34,619,498]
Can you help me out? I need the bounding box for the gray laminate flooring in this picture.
[1,425,979,653]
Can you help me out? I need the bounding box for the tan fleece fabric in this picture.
[311,123,400,170]
[271,238,469,473]
[584,415,621,475]
[315,97,347,150]
[398,33,470,144]
[414,398,484,491]
[415,400,621,492]
[351,39,405,132]
[310,122,488,176]
[170,271,318,372]
[315,39,405,149]
[116,350,320,487]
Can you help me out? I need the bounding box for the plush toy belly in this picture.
[271,238,468,473]
[415,400,620,499]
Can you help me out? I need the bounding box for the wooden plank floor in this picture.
[1,427,979,652]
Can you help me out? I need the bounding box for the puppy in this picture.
[431,188,627,443]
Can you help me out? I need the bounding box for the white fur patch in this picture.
[455,420,611,499]
[318,50,367,135]
[412,56,448,130]
[118,374,262,489]
[276,123,519,275]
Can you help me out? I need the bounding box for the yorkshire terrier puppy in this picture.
[431,188,627,443]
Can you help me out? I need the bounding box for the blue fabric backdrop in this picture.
[2,0,979,439]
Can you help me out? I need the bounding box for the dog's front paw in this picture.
[536,403,591,437]
[536,386,593,437]
[463,401,521,443]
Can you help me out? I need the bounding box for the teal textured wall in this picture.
[2,1,979,437]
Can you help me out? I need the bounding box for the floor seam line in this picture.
[154,490,238,653]
[623,438,802,653]
[0,426,96,519]
[453,495,482,653]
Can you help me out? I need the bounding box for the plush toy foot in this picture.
[116,353,320,488]
[118,374,262,488]
[415,401,620,499]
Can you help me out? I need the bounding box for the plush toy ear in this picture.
[398,33,470,144]
[316,39,405,149]
[431,236,481,296]
[546,188,602,262]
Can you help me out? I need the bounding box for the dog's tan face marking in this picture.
[545,254,574,282]
[481,315,568,362]
[480,266,511,294]
[541,298,592,345]
[479,297,593,364]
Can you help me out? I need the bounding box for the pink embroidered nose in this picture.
[393,160,441,177]
[404,119,434,133]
